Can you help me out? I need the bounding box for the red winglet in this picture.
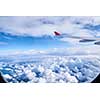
[54,31,61,36]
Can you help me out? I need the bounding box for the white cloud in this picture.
[47,45,100,55]
[66,45,100,55]
[1,45,100,57]
[0,16,100,37]
[0,16,100,45]
[0,16,66,37]
[0,49,47,56]
[60,37,80,44]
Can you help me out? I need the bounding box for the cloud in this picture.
[59,37,80,44]
[0,49,48,56]
[65,45,100,55]
[2,45,100,56]
[0,16,66,36]
[0,16,99,36]
[44,45,100,56]
[0,16,100,44]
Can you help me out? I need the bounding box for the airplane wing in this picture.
[54,31,100,45]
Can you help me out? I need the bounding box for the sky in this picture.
[0,16,100,56]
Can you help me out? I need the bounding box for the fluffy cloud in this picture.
[0,16,100,45]
[0,16,66,36]
[0,16,100,37]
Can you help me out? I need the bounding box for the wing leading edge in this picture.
[53,31,100,45]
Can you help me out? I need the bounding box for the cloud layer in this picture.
[0,16,100,56]
[0,16,100,37]
[1,45,100,56]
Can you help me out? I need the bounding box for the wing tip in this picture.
[54,31,61,36]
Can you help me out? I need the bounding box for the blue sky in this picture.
[0,32,70,51]
[0,16,100,55]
